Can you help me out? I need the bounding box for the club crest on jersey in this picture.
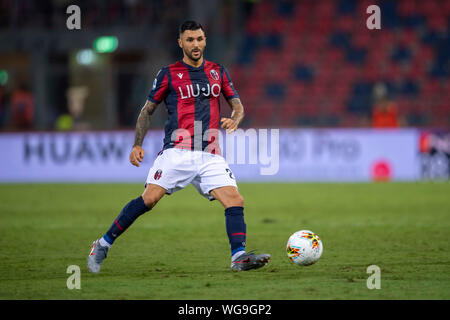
[154,169,162,180]
[210,69,219,81]
[178,83,221,99]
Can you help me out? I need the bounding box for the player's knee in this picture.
[142,194,160,209]
[142,187,165,209]
[237,194,245,207]
[229,193,244,208]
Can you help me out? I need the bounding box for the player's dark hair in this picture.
[178,20,206,38]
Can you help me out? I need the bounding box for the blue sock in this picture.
[225,206,246,256]
[103,196,151,245]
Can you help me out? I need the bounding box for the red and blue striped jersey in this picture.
[147,60,239,153]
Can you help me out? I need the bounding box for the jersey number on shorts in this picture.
[226,168,235,180]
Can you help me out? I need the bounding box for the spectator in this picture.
[11,84,34,130]
[371,82,400,128]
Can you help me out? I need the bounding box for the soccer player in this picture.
[87,21,270,273]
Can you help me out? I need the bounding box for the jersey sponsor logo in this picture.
[178,83,221,99]
[154,169,162,180]
[210,69,219,81]
[177,73,183,79]
[152,78,157,90]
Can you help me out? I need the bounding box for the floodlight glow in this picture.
[76,49,95,65]
[0,70,8,85]
[93,36,118,53]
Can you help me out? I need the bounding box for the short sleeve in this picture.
[221,66,239,100]
[148,68,169,103]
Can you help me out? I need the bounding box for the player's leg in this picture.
[209,185,244,208]
[209,186,246,257]
[99,148,195,247]
[88,184,166,273]
[102,183,165,245]
[88,148,196,273]
[193,154,271,271]
[104,183,166,242]
[209,186,270,271]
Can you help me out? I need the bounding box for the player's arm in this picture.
[221,97,244,134]
[129,100,159,167]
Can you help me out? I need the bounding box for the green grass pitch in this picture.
[0,182,449,299]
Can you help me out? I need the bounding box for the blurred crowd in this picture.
[0,0,188,29]
[232,0,449,128]
[0,0,448,131]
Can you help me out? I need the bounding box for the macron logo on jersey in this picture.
[177,73,183,79]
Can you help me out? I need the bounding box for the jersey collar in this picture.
[180,59,205,70]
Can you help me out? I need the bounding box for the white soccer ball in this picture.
[286,230,323,266]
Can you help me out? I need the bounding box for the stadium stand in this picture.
[232,0,449,128]
[0,0,448,130]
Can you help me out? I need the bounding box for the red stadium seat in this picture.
[427,15,447,31]
[422,79,440,97]
[398,29,418,47]
[398,0,418,16]
[419,0,440,16]
[335,15,354,33]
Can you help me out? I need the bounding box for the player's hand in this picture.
[221,118,238,134]
[130,146,145,167]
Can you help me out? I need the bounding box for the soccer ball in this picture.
[286,230,323,266]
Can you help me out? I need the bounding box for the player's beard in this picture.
[185,47,203,62]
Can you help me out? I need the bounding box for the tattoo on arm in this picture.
[133,101,158,147]
[228,98,245,126]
